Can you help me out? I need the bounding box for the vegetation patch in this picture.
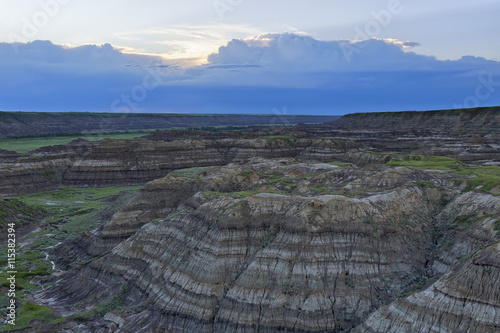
[327,161,357,168]
[415,180,436,189]
[73,283,129,320]
[11,185,140,241]
[454,166,500,192]
[386,155,464,170]
[0,250,53,290]
[0,198,47,227]
[260,226,278,248]
[493,220,500,237]
[455,213,480,226]
[238,169,258,178]
[0,300,63,332]
[169,166,211,177]
[0,132,151,153]
[398,277,437,298]
[386,154,500,194]
[0,184,141,326]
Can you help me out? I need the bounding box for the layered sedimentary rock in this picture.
[0,134,352,196]
[4,107,499,332]
[432,192,500,274]
[355,192,500,332]
[38,159,461,332]
[2,107,500,197]
[328,107,500,133]
[0,139,96,196]
[356,241,500,333]
[0,198,48,241]
[303,107,500,163]
[0,158,68,196]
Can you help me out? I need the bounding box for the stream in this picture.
[44,242,62,271]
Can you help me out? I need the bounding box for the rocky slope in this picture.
[355,191,500,332]
[329,107,500,133]
[2,107,499,197]
[356,241,500,333]
[0,133,353,196]
[31,158,500,332]
[2,107,500,332]
[0,198,48,242]
[303,107,500,164]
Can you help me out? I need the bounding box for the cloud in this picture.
[206,33,497,74]
[114,24,265,66]
[1,34,500,114]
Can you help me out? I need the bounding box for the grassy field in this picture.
[0,185,142,331]
[0,132,151,153]
[385,154,500,194]
[386,155,465,170]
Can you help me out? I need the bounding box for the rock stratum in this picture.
[1,107,500,332]
[34,159,500,332]
[304,106,500,164]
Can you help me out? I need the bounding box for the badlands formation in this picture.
[0,107,499,332]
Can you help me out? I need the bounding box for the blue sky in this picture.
[1,0,499,114]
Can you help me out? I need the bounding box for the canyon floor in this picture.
[0,107,499,332]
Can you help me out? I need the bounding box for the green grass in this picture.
[397,277,437,298]
[0,198,47,227]
[415,181,436,189]
[386,155,464,170]
[0,185,142,331]
[238,169,258,178]
[169,166,212,177]
[386,154,500,194]
[73,283,128,320]
[13,185,141,241]
[0,185,141,300]
[260,226,278,248]
[15,185,141,208]
[0,300,64,331]
[0,132,151,153]
[0,250,53,290]
[14,185,142,241]
[454,166,500,192]
[327,161,357,168]
[493,220,500,237]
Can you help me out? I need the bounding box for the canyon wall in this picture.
[36,159,500,332]
[3,107,500,332]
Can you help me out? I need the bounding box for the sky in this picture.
[0,0,499,115]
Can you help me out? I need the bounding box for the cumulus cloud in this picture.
[1,34,500,114]
[206,33,498,73]
[0,40,163,71]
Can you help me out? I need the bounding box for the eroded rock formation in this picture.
[0,134,352,196]
[356,241,500,333]
[33,159,500,332]
[3,107,500,332]
[303,106,500,163]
